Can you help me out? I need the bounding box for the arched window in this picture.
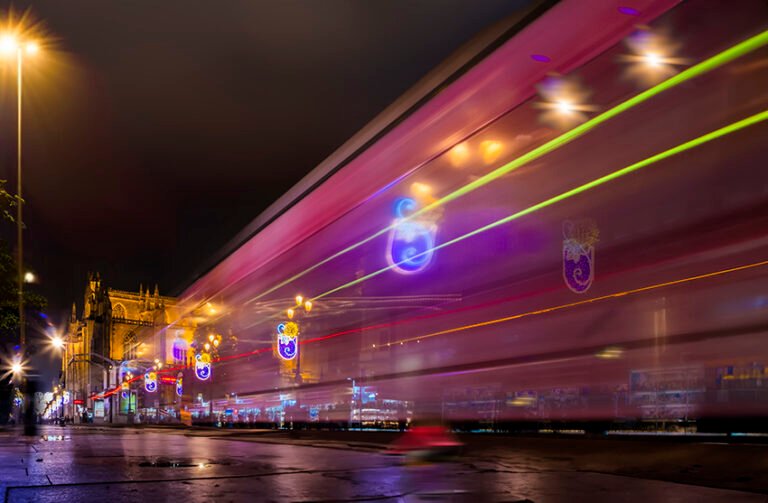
[123,332,137,361]
[112,303,126,320]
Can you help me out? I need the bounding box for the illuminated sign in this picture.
[562,219,598,293]
[387,197,437,274]
[144,371,158,393]
[277,322,298,360]
[176,374,183,397]
[195,353,211,381]
[63,391,70,404]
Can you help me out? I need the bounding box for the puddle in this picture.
[138,458,233,469]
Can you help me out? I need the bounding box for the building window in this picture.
[123,332,137,361]
[113,303,126,320]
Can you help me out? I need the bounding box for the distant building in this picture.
[61,273,196,423]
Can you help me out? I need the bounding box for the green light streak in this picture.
[251,30,768,303]
[313,110,768,300]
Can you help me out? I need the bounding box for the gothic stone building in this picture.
[63,273,195,421]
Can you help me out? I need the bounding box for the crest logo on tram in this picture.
[277,322,299,360]
[387,197,438,274]
[562,219,599,294]
[195,353,212,381]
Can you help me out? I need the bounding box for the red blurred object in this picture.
[388,426,463,459]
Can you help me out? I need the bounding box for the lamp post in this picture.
[281,296,312,429]
[0,34,39,351]
[285,295,312,385]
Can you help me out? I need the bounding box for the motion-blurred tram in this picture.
[171,0,768,432]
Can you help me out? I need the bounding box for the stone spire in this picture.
[71,303,77,323]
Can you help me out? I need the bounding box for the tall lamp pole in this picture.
[16,43,24,348]
[1,34,39,350]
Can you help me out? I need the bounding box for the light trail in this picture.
[248,31,768,303]
[91,258,768,401]
[392,259,768,345]
[313,110,768,300]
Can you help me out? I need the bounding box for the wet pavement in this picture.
[1,426,766,502]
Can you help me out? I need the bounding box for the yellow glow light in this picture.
[11,362,23,374]
[479,140,503,164]
[0,34,17,53]
[295,295,303,305]
[304,300,312,312]
[555,101,574,114]
[411,182,432,197]
[204,343,211,351]
[286,308,295,319]
[25,41,38,54]
[208,334,214,342]
[643,53,662,67]
[213,339,219,347]
[448,142,470,167]
[51,336,64,349]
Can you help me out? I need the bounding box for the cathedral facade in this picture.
[62,273,196,422]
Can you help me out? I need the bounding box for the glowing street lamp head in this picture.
[23,271,36,283]
[295,295,303,305]
[304,300,313,313]
[204,342,211,351]
[11,362,22,374]
[0,34,17,54]
[643,52,663,67]
[51,335,64,349]
[286,308,295,319]
[555,100,574,114]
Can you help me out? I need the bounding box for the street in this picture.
[1,427,766,502]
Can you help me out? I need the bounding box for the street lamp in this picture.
[1,32,40,350]
[50,335,64,350]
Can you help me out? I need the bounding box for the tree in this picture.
[0,239,47,337]
[0,179,47,424]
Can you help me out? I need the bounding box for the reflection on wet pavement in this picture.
[1,427,765,502]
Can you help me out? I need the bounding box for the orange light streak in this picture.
[392,259,768,345]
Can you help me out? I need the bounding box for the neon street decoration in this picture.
[562,219,599,294]
[195,353,212,381]
[387,197,438,274]
[176,374,183,397]
[277,321,299,360]
[144,371,158,393]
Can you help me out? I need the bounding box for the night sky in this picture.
[0,1,531,325]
